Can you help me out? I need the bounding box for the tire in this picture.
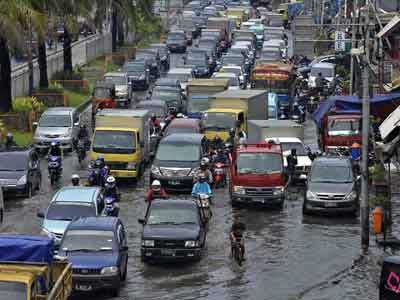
[121,262,127,281]
[302,201,309,215]
[50,172,56,186]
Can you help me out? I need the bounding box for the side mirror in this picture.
[138,218,145,225]
[33,122,38,127]
[37,212,45,218]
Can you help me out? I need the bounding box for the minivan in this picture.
[303,156,359,215]
[33,107,80,152]
[150,133,207,192]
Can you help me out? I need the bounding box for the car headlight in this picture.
[142,240,155,247]
[345,190,357,201]
[273,186,284,195]
[185,240,199,248]
[188,167,200,176]
[127,162,136,170]
[17,175,27,185]
[233,186,245,195]
[151,165,162,176]
[100,266,119,275]
[306,190,317,200]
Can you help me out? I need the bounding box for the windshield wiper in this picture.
[51,218,72,221]
[67,248,93,252]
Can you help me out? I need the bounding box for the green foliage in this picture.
[370,195,389,208]
[64,90,89,107]
[12,97,46,113]
[51,69,83,81]
[9,130,33,146]
[369,163,386,182]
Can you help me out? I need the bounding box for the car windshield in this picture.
[328,118,361,135]
[93,130,136,154]
[203,112,236,129]
[0,282,27,300]
[237,152,282,174]
[199,41,216,49]
[124,64,145,72]
[0,155,27,171]
[281,142,307,156]
[104,76,126,85]
[222,56,244,65]
[61,230,114,251]
[156,143,200,161]
[188,53,206,60]
[152,89,179,99]
[168,33,185,40]
[46,203,96,221]
[94,87,112,98]
[39,114,71,127]
[251,27,264,35]
[188,95,209,112]
[148,206,198,225]
[311,67,334,77]
[311,164,352,183]
[167,73,191,82]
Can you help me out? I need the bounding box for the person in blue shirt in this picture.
[192,174,212,197]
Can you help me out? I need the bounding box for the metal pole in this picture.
[321,0,325,26]
[360,5,370,253]
[350,0,358,95]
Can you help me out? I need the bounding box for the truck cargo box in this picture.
[248,119,304,143]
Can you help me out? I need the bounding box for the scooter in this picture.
[48,155,62,185]
[195,193,212,223]
[213,162,226,188]
[103,196,119,217]
[88,165,108,187]
[76,139,87,165]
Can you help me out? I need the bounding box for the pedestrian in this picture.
[286,148,298,180]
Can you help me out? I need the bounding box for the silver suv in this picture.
[33,107,80,152]
[303,156,359,215]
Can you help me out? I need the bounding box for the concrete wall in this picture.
[11,33,112,98]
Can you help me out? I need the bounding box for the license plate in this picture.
[254,198,266,203]
[75,285,92,291]
[161,249,175,256]
[325,202,337,207]
[168,180,180,185]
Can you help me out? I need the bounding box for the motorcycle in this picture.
[103,195,119,217]
[88,165,108,187]
[76,139,87,165]
[48,155,62,185]
[194,193,212,223]
[213,162,226,188]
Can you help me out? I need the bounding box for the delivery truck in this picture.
[247,119,304,143]
[207,17,232,45]
[204,89,268,141]
[90,109,150,179]
[0,235,72,300]
[186,79,229,118]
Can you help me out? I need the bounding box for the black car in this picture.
[139,199,207,262]
[185,57,210,78]
[166,31,187,53]
[122,60,150,90]
[59,217,128,296]
[0,148,41,197]
[303,156,360,215]
[150,133,207,192]
[149,86,186,113]
[149,43,170,71]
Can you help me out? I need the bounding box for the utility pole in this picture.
[360,3,370,253]
[321,0,325,26]
[350,0,358,95]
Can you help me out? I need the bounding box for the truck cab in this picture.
[229,142,286,207]
[91,81,116,116]
[203,108,245,141]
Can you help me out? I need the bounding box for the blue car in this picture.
[58,217,128,296]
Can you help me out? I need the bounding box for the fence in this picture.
[11,33,112,98]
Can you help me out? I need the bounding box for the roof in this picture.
[160,133,204,144]
[98,109,149,117]
[52,187,101,204]
[151,198,198,209]
[168,118,200,128]
[313,156,351,166]
[237,143,282,154]
[212,89,266,99]
[383,256,400,265]
[213,72,237,79]
[377,15,400,38]
[0,149,31,158]
[43,107,74,115]
[168,68,193,74]
[68,217,119,231]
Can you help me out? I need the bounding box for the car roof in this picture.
[168,118,200,128]
[67,217,119,231]
[313,156,351,167]
[43,107,74,115]
[52,187,101,204]
[155,78,180,85]
[137,100,167,108]
[168,68,192,74]
[0,149,31,158]
[151,198,198,210]
[312,62,335,68]
[161,133,204,144]
[104,72,126,77]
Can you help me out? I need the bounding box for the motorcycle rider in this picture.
[212,134,224,150]
[149,113,161,134]
[74,124,90,149]
[104,176,120,202]
[194,160,213,184]
[89,155,108,186]
[315,72,327,95]
[71,174,80,186]
[4,133,17,150]
[213,147,229,165]
[191,174,212,198]
[226,128,236,146]
[286,148,298,180]
[230,220,246,259]
[146,180,168,204]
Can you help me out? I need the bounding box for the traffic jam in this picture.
[2,0,400,299]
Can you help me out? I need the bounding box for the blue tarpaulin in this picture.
[0,235,54,264]
[288,3,304,18]
[313,93,400,128]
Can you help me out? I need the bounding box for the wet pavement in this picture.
[0,51,385,300]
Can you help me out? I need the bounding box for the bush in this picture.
[52,69,83,81]
[13,97,46,113]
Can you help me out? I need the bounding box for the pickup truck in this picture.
[0,235,72,300]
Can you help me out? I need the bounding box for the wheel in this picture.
[121,262,127,281]
[302,201,309,215]
[50,173,56,186]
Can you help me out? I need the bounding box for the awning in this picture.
[376,15,400,38]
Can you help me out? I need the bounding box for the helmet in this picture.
[80,123,86,129]
[151,180,161,192]
[96,155,105,168]
[6,132,13,140]
[106,176,116,189]
[200,161,207,170]
[71,174,80,186]
[199,174,207,183]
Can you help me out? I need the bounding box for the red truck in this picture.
[318,112,362,153]
[229,142,286,207]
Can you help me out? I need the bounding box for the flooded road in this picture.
[0,53,382,300]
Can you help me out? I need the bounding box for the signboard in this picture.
[335,31,346,52]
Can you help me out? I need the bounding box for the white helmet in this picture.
[201,157,210,165]
[151,180,161,191]
[106,176,116,189]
